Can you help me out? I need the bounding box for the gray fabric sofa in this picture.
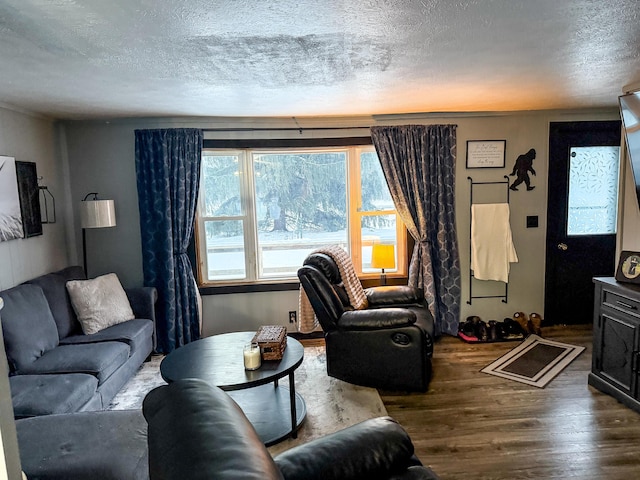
[16,409,149,480]
[0,266,156,418]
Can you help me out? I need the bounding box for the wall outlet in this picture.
[289,311,297,323]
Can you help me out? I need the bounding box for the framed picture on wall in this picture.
[0,155,24,242]
[15,161,43,238]
[615,251,640,284]
[466,140,506,168]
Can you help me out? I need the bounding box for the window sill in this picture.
[199,282,300,295]
[198,275,409,295]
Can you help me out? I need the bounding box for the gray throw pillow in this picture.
[66,273,134,335]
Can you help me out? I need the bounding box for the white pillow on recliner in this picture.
[66,273,134,335]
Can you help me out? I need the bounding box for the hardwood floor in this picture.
[378,325,640,480]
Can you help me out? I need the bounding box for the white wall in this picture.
[60,109,619,336]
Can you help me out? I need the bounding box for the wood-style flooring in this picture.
[302,325,640,479]
[380,325,640,480]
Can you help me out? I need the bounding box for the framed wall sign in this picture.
[466,140,506,169]
[615,251,640,284]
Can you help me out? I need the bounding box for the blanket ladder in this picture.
[467,176,511,305]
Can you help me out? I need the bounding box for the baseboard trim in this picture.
[289,331,324,340]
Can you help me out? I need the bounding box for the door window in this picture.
[567,146,620,236]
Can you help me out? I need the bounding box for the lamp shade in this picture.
[371,244,396,270]
[80,199,116,228]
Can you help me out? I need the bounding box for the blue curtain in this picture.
[134,128,203,353]
[371,125,460,336]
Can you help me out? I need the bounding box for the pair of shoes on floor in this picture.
[501,318,527,339]
[459,316,490,342]
[459,316,507,343]
[512,311,543,336]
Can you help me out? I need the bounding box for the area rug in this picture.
[480,334,585,388]
[108,345,387,455]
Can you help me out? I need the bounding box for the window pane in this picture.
[567,146,620,235]
[360,151,393,211]
[204,220,246,280]
[201,155,242,217]
[253,152,347,277]
[361,214,398,272]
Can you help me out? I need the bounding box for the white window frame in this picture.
[195,145,406,285]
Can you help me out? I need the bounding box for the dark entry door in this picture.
[545,121,621,324]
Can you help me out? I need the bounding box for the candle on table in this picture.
[243,342,261,370]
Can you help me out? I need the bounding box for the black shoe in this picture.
[496,321,506,339]
[503,318,526,338]
[475,320,489,342]
[510,184,518,191]
[489,320,498,342]
[526,186,535,191]
[488,320,502,341]
[459,316,479,339]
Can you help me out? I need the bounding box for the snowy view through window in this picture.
[199,147,401,282]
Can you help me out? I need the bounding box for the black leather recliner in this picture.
[143,379,441,480]
[298,253,435,391]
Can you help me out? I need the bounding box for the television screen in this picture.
[620,91,640,208]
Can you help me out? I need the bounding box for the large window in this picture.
[196,145,406,284]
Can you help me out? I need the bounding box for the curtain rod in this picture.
[202,126,372,132]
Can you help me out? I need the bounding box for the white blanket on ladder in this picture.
[471,203,518,283]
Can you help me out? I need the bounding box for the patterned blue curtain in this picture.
[134,128,203,353]
[371,125,460,336]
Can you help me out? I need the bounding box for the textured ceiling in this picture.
[0,0,639,120]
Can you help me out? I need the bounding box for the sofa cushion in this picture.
[17,410,149,480]
[60,319,154,356]
[19,342,130,384]
[66,273,135,335]
[25,266,85,339]
[10,373,98,418]
[0,284,59,373]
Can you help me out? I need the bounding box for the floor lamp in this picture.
[371,243,396,286]
[80,193,116,276]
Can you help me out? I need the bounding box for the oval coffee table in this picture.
[160,331,305,446]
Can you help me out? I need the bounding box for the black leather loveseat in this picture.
[143,378,440,480]
[298,252,435,391]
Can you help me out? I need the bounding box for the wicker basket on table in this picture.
[252,325,287,360]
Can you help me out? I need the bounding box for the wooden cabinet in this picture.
[589,277,640,412]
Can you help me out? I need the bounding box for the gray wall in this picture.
[0,105,624,478]
[0,107,71,290]
[60,121,144,285]
[61,109,620,335]
[0,302,21,480]
[0,105,72,480]
[619,140,640,252]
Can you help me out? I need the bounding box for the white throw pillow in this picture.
[66,273,135,335]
